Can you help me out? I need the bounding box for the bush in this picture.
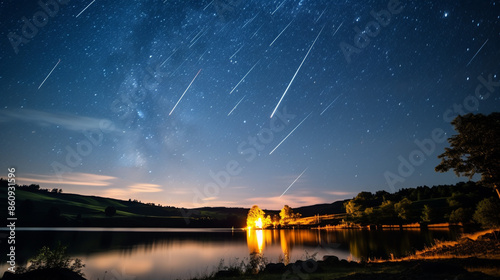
[473,197,500,228]
[421,205,435,223]
[17,243,85,276]
[448,207,472,223]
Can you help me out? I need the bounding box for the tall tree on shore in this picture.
[247,205,266,229]
[436,113,500,199]
[279,205,293,226]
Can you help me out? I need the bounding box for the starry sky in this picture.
[1,0,499,209]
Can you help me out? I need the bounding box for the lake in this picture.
[1,227,464,280]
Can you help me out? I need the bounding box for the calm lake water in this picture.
[1,227,464,280]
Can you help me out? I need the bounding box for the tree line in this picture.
[343,181,499,228]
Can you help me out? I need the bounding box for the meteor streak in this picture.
[169,69,202,116]
[315,7,326,23]
[38,59,61,90]
[242,12,260,28]
[320,94,342,116]
[229,44,244,60]
[160,48,178,67]
[229,60,259,94]
[76,0,96,18]
[280,167,308,197]
[227,95,246,116]
[332,21,344,37]
[203,0,215,11]
[269,112,312,155]
[272,0,287,15]
[251,24,264,39]
[269,19,293,46]
[467,39,488,66]
[270,25,325,118]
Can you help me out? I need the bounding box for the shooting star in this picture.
[466,39,489,66]
[203,0,215,10]
[190,27,207,43]
[76,0,96,18]
[251,23,265,39]
[229,44,244,60]
[242,12,260,29]
[280,167,308,197]
[272,0,287,15]
[332,21,343,37]
[270,25,325,118]
[189,30,207,48]
[269,19,293,46]
[38,59,61,90]
[198,49,209,62]
[229,60,260,94]
[169,69,202,116]
[227,95,246,116]
[320,94,342,115]
[269,112,312,155]
[315,7,327,23]
[160,48,178,67]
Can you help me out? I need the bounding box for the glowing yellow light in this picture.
[255,217,263,229]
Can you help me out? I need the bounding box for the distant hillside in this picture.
[295,200,349,217]
[2,178,493,228]
[0,180,249,228]
[0,178,352,228]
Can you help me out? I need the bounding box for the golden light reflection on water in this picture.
[246,229,333,265]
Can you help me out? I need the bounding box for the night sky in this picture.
[1,0,499,209]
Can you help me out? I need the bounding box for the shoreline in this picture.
[207,228,500,279]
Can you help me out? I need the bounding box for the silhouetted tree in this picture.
[436,113,500,199]
[28,184,40,191]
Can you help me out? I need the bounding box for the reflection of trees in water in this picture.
[280,230,290,265]
[246,229,464,262]
[341,229,463,260]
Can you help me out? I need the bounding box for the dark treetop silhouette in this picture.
[436,113,500,199]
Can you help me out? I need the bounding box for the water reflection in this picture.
[246,228,464,262]
[0,228,463,279]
